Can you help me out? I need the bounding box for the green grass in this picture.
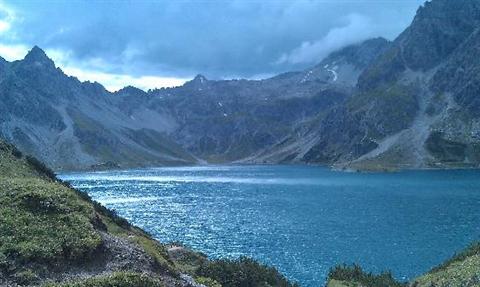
[43,272,165,287]
[326,264,406,287]
[0,140,100,285]
[411,242,480,287]
[0,140,46,178]
[98,213,177,274]
[430,242,480,273]
[412,255,480,287]
[0,138,300,287]
[328,244,480,287]
[194,276,222,287]
[0,139,174,285]
[0,178,101,263]
[327,279,359,287]
[196,256,299,287]
[0,140,103,272]
[167,244,208,274]
[130,234,176,273]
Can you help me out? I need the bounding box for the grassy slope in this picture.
[325,265,405,287]
[411,243,480,287]
[0,139,296,287]
[0,139,177,286]
[43,273,166,287]
[326,243,480,287]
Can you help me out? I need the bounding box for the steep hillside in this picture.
[411,242,480,287]
[325,242,480,287]
[0,139,296,286]
[0,38,388,169]
[0,47,196,170]
[333,0,480,170]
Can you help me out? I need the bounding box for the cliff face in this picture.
[358,0,480,91]
[329,0,480,170]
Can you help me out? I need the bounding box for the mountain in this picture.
[0,38,389,170]
[0,139,296,286]
[115,37,390,164]
[336,0,480,170]
[2,0,480,171]
[257,0,480,170]
[0,47,196,170]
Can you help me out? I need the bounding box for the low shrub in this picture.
[196,256,298,287]
[13,269,38,286]
[44,272,164,287]
[195,276,221,287]
[0,179,102,265]
[327,264,406,287]
[10,145,23,158]
[25,155,56,180]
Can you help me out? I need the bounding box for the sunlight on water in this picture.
[59,165,480,286]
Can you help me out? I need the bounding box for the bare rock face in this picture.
[401,0,480,71]
[359,0,480,91]
[431,28,480,118]
[340,0,480,169]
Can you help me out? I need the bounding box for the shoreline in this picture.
[56,161,480,174]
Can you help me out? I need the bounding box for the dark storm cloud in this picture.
[2,0,425,80]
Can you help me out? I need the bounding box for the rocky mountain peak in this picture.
[115,85,148,97]
[182,74,209,90]
[192,74,208,84]
[400,0,480,71]
[358,0,480,91]
[23,46,56,68]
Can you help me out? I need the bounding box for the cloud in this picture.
[275,14,374,65]
[0,44,188,91]
[61,66,188,92]
[0,1,14,34]
[0,43,28,61]
[46,48,188,91]
[0,0,425,89]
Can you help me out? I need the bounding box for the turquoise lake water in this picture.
[59,165,480,286]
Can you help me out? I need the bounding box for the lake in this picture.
[58,165,480,286]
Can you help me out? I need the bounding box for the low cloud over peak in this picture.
[275,14,375,65]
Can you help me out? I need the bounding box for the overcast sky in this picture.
[0,0,425,91]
